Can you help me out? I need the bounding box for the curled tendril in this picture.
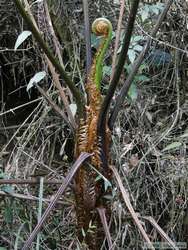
[92,18,112,36]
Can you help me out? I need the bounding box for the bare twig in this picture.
[35,83,74,133]
[82,0,92,77]
[111,0,125,81]
[43,1,74,103]
[46,58,77,129]
[0,191,64,204]
[22,152,91,250]
[0,179,63,185]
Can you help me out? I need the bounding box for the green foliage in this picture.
[91,33,102,49]
[139,3,164,22]
[14,30,32,50]
[103,65,112,77]
[4,199,14,224]
[27,71,47,91]
[162,142,182,152]
[118,35,143,64]
[124,62,149,101]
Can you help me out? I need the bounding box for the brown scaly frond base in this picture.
[74,18,113,248]
[74,82,112,249]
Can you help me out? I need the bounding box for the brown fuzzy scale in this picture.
[74,19,111,249]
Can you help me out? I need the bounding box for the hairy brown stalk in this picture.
[74,18,113,249]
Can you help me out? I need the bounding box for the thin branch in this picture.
[43,1,73,101]
[0,190,64,204]
[35,83,75,133]
[13,0,85,116]
[110,0,125,81]
[82,0,92,77]
[109,0,174,129]
[0,179,63,185]
[21,152,91,250]
[46,58,77,129]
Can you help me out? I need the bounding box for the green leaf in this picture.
[14,31,32,50]
[91,33,101,49]
[4,204,13,224]
[69,103,77,117]
[156,3,165,10]
[180,131,188,138]
[103,65,112,77]
[141,9,149,22]
[128,83,138,101]
[0,172,6,179]
[149,6,159,15]
[136,74,150,82]
[138,63,149,73]
[128,49,136,64]
[162,142,182,152]
[1,185,14,194]
[0,247,7,250]
[134,44,143,52]
[104,179,112,192]
[27,71,46,91]
[132,35,143,42]
[81,228,86,238]
[117,45,122,54]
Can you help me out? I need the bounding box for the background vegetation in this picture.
[0,0,188,249]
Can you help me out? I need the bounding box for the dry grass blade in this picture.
[143,216,179,250]
[97,207,113,249]
[110,165,155,250]
[22,152,91,250]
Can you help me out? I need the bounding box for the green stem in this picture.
[13,0,85,116]
[92,18,113,90]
